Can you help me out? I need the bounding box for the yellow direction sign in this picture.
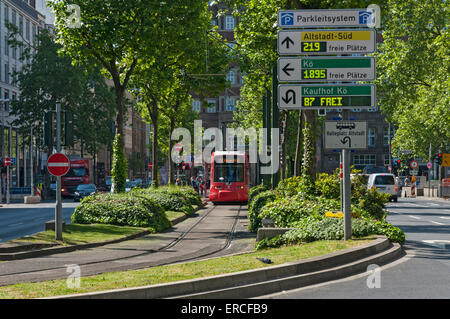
[278,29,376,55]
[443,153,450,167]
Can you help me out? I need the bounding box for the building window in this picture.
[226,70,235,85]
[383,126,395,146]
[19,15,23,35]
[4,36,8,56]
[192,99,201,113]
[225,15,235,30]
[383,154,391,166]
[4,6,9,27]
[225,97,236,111]
[207,100,216,113]
[4,63,9,84]
[25,20,30,41]
[368,127,376,147]
[353,154,376,166]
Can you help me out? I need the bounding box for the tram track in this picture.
[0,203,245,286]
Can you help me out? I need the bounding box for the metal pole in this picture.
[342,110,352,240]
[6,126,11,204]
[271,64,279,188]
[55,102,63,241]
[30,128,34,195]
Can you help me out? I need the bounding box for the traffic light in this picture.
[63,110,74,146]
[43,111,53,147]
[436,153,443,165]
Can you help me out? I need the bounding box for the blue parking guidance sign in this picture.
[278,9,376,28]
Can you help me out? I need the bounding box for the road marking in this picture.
[408,215,421,220]
[8,222,23,227]
[430,221,445,226]
[439,216,450,220]
[445,209,450,213]
[422,240,450,249]
[427,203,439,206]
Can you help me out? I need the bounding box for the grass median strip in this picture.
[0,237,375,299]
[7,210,191,247]
[9,224,148,246]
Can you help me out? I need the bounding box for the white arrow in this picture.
[422,240,450,249]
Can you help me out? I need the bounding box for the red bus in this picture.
[209,151,249,204]
[61,158,91,197]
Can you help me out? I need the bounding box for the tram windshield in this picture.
[214,163,244,183]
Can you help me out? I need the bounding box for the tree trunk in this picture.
[168,118,176,185]
[294,110,303,176]
[280,111,289,180]
[302,110,317,181]
[150,100,159,188]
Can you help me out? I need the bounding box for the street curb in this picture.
[0,205,206,261]
[47,236,402,299]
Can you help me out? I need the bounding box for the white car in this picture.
[367,173,398,202]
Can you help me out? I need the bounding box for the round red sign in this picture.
[4,157,11,166]
[47,153,70,176]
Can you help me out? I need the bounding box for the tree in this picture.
[131,1,228,187]
[374,0,449,165]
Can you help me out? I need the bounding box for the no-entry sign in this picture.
[4,157,11,166]
[47,153,70,176]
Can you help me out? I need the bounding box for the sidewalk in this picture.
[0,203,254,287]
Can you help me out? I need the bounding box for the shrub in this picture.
[157,185,203,207]
[72,193,170,232]
[275,176,315,198]
[131,188,194,215]
[248,184,269,205]
[248,191,276,232]
[315,172,340,199]
[256,196,341,229]
[254,217,405,249]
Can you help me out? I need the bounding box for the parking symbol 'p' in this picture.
[280,12,294,26]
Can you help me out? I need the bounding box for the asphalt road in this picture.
[262,197,450,299]
[0,201,79,243]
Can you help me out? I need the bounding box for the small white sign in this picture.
[324,121,367,150]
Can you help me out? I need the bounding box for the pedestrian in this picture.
[198,177,205,196]
[191,176,199,193]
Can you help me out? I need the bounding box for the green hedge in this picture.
[132,186,198,215]
[247,191,277,232]
[71,193,170,232]
[255,217,405,250]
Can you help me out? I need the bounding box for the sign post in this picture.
[46,102,71,241]
[4,157,11,204]
[277,8,377,241]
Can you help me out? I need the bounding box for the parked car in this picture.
[363,165,388,174]
[367,173,398,202]
[73,184,97,202]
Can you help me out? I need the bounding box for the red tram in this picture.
[209,151,249,204]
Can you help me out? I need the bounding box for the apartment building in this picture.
[0,0,45,193]
[193,2,242,132]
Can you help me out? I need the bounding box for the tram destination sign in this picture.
[278,9,376,28]
[278,29,376,55]
[324,121,368,150]
[278,84,376,110]
[278,56,375,82]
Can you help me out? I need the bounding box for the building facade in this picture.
[0,0,45,196]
